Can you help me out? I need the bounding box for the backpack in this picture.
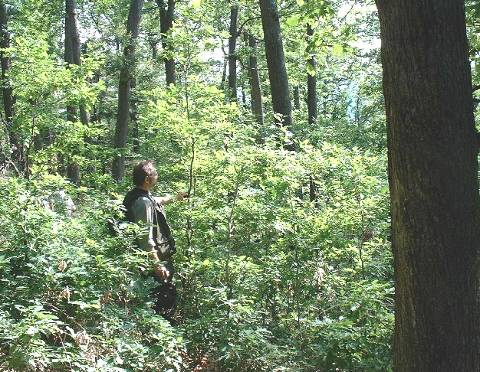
[106,204,129,236]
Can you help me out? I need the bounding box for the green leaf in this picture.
[190,0,201,8]
[286,15,301,27]
[332,43,344,57]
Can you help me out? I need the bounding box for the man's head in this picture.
[133,160,158,190]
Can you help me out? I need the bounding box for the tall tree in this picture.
[306,22,316,126]
[259,0,293,130]
[65,0,89,184]
[376,1,480,370]
[112,0,144,181]
[156,0,175,86]
[228,4,238,101]
[245,32,263,126]
[0,1,17,164]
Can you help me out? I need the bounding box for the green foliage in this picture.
[0,0,396,370]
[0,176,184,370]
[9,20,104,176]
[0,135,393,370]
[136,84,394,368]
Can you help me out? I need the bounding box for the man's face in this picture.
[144,171,158,190]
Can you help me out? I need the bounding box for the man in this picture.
[123,160,187,319]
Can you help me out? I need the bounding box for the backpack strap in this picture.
[123,188,175,255]
[144,194,176,255]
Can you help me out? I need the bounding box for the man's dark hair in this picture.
[133,160,157,186]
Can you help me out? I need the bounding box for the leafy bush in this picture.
[0,135,393,371]
[0,176,184,371]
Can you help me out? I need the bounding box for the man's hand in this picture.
[148,248,169,280]
[175,191,189,201]
[148,248,166,280]
[155,192,189,205]
[154,264,169,281]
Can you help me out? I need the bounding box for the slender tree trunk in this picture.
[221,55,227,89]
[376,1,480,370]
[309,175,316,202]
[156,0,175,86]
[293,85,300,110]
[241,86,246,106]
[149,38,158,60]
[228,5,238,101]
[0,1,12,127]
[259,0,293,131]
[90,72,101,124]
[131,76,139,153]
[0,1,18,164]
[245,32,264,126]
[306,23,317,126]
[112,0,144,182]
[65,0,88,184]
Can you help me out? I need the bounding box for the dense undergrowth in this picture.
[2,0,480,369]
[0,138,393,371]
[0,1,397,369]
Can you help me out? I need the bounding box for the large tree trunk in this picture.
[156,0,175,86]
[65,0,88,184]
[245,32,264,126]
[306,23,317,126]
[228,5,238,101]
[0,1,18,164]
[65,0,82,69]
[112,0,144,182]
[376,1,480,370]
[259,0,293,131]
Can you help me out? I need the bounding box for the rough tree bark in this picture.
[112,0,144,182]
[245,32,264,126]
[65,0,89,184]
[259,0,293,130]
[228,5,238,101]
[306,23,317,126]
[376,1,480,370]
[0,1,18,164]
[156,0,175,85]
